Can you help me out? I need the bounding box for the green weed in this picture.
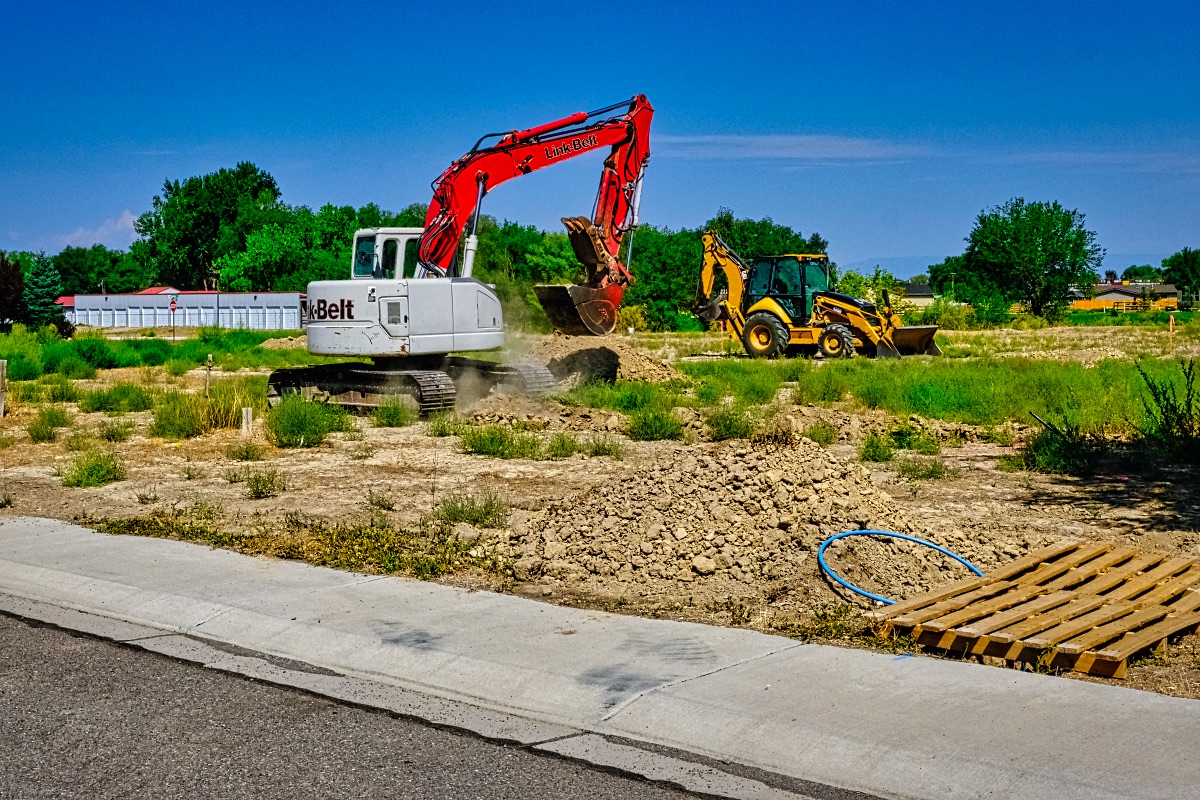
[459,425,542,459]
[151,392,211,439]
[0,435,14,449]
[705,406,756,441]
[264,394,348,448]
[59,449,127,487]
[895,456,951,480]
[426,412,468,437]
[372,398,416,428]
[62,430,93,452]
[435,492,509,528]
[546,432,580,459]
[28,406,70,443]
[207,377,268,428]
[626,408,684,441]
[226,442,264,461]
[859,431,894,462]
[244,467,286,499]
[78,383,154,414]
[583,435,625,459]
[366,488,396,511]
[801,420,837,446]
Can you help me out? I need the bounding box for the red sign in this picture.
[170,299,177,313]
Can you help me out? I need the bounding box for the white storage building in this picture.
[62,287,305,330]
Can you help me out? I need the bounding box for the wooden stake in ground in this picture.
[241,407,252,437]
[0,359,6,418]
[205,354,213,397]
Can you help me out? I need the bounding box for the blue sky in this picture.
[2,1,1197,276]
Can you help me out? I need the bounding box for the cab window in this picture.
[403,239,420,278]
[773,257,803,295]
[353,236,376,278]
[804,260,829,293]
[747,259,773,297]
[382,239,398,279]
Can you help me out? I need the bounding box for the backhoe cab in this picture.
[697,230,940,359]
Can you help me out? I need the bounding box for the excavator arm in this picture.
[696,230,748,324]
[417,96,654,335]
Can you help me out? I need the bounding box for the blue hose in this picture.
[817,529,984,605]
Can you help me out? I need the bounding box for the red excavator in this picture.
[268,97,653,413]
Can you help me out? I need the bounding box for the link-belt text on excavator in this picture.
[544,134,599,160]
[309,298,355,320]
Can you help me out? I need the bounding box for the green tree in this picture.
[23,253,65,327]
[835,266,902,305]
[132,162,284,289]
[0,251,28,326]
[961,198,1103,320]
[1121,264,1161,282]
[52,244,153,294]
[1162,247,1200,298]
[624,225,704,330]
[704,207,827,260]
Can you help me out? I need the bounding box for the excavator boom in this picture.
[419,96,654,335]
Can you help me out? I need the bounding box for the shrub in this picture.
[264,394,347,448]
[0,435,14,449]
[208,377,268,428]
[459,425,541,459]
[28,406,70,443]
[858,431,894,462]
[366,488,396,510]
[626,408,684,441]
[895,456,951,480]
[226,442,264,461]
[98,420,134,442]
[435,492,508,528]
[55,356,96,379]
[427,412,467,437]
[706,406,756,441]
[582,435,624,459]
[151,392,211,439]
[244,467,286,499]
[39,405,71,428]
[982,426,1015,446]
[545,432,580,459]
[999,421,1101,474]
[889,424,940,455]
[801,420,837,446]
[79,383,155,414]
[63,430,93,451]
[164,359,192,377]
[372,398,416,428]
[59,450,127,487]
[40,376,79,403]
[1135,359,1199,463]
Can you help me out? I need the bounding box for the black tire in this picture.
[741,313,789,359]
[818,324,856,359]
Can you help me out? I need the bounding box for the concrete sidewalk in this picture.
[1,517,1197,800]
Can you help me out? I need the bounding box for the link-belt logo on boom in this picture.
[310,298,355,320]
[544,134,599,160]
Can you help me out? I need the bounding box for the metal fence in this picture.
[67,292,304,330]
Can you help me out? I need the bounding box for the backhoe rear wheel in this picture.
[818,324,856,359]
[742,313,789,359]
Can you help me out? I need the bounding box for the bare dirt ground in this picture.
[1,327,1198,700]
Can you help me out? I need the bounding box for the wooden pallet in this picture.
[867,541,1200,678]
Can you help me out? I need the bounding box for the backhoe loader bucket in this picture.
[889,325,942,356]
[534,283,624,336]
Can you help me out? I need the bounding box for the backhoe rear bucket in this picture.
[534,283,624,336]
[889,325,942,356]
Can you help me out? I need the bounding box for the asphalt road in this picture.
[0,614,695,799]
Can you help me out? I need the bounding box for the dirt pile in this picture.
[522,335,678,386]
[507,440,908,594]
[260,335,307,350]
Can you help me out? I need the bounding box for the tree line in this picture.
[3,162,1197,333]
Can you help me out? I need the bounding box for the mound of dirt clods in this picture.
[522,335,678,386]
[502,439,1053,605]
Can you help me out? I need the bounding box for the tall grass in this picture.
[79,383,154,413]
[264,394,350,448]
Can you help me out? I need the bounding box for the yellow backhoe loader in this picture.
[696,230,941,359]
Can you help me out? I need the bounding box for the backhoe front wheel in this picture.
[742,313,789,359]
[818,324,856,359]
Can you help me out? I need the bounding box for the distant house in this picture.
[902,283,936,308]
[59,288,305,329]
[1072,282,1178,311]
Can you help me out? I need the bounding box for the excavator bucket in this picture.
[534,283,624,336]
[889,325,942,356]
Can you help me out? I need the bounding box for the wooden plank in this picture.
[988,596,1107,645]
[888,581,1016,628]
[1065,553,1166,595]
[1104,557,1197,602]
[869,541,1079,622]
[1056,606,1170,655]
[1137,568,1200,607]
[1008,543,1114,589]
[1094,610,1200,663]
[956,592,1078,638]
[1023,601,1137,649]
[922,584,1053,633]
[1037,548,1138,592]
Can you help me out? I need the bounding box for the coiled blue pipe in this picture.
[817,529,984,605]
